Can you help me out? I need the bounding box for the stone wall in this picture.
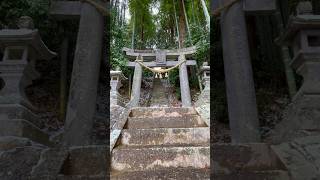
[195,85,210,127]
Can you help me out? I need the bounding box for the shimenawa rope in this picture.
[134,57,186,74]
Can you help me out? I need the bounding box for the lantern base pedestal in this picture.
[0,104,51,145]
[272,93,320,143]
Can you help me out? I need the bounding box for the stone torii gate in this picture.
[123,47,197,107]
[50,0,107,146]
[212,0,277,143]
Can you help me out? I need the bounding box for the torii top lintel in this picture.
[122,46,197,62]
[50,0,108,19]
[212,0,276,15]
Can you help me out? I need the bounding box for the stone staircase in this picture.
[111,107,210,180]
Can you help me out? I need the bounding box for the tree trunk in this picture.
[173,0,181,48]
[131,11,136,49]
[200,0,210,29]
[141,15,144,48]
[182,0,191,40]
[178,0,187,47]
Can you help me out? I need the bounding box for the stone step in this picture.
[60,145,107,176]
[30,175,106,180]
[111,168,210,180]
[129,107,197,118]
[213,170,290,180]
[125,115,207,129]
[57,175,107,180]
[213,143,287,173]
[112,146,210,172]
[119,127,210,146]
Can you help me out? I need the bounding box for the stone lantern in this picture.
[279,2,320,98]
[199,62,210,88]
[195,62,210,126]
[274,2,320,141]
[0,17,56,144]
[110,68,127,107]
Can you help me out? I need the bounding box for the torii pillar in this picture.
[214,0,276,143]
[50,0,106,146]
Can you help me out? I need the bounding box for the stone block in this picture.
[272,136,320,180]
[272,95,320,143]
[111,168,210,180]
[61,145,107,176]
[213,171,290,180]
[129,107,197,117]
[112,146,209,172]
[0,104,43,128]
[120,127,210,146]
[50,1,82,19]
[125,115,207,129]
[30,148,69,178]
[0,119,50,146]
[0,136,33,151]
[212,143,287,173]
[0,147,43,180]
[243,0,277,14]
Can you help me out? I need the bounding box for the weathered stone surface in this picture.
[195,85,210,126]
[63,1,104,146]
[213,170,290,180]
[155,49,166,65]
[111,168,210,180]
[110,105,126,129]
[50,1,82,19]
[220,0,260,143]
[0,136,33,151]
[150,78,169,107]
[212,143,287,174]
[129,107,197,117]
[272,135,320,180]
[243,0,276,14]
[195,62,211,127]
[212,0,277,15]
[61,145,107,176]
[0,104,43,128]
[120,127,209,146]
[110,105,130,152]
[272,95,320,143]
[17,16,35,29]
[125,115,207,129]
[212,143,292,180]
[0,147,43,180]
[296,1,313,15]
[110,70,127,107]
[130,62,142,107]
[30,148,69,178]
[57,175,106,180]
[178,55,192,107]
[0,119,50,145]
[112,107,210,178]
[112,146,209,172]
